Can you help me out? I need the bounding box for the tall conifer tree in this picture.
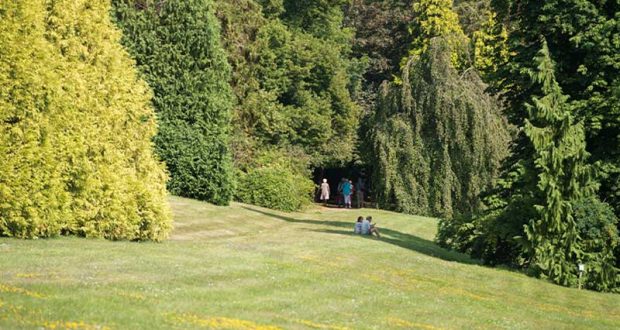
[491,0,620,217]
[1,0,171,240]
[113,0,234,205]
[522,41,595,285]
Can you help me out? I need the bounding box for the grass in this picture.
[1,196,619,329]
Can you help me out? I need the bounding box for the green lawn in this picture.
[1,196,619,329]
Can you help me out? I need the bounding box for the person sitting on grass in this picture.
[361,216,371,235]
[354,216,363,234]
[366,216,381,238]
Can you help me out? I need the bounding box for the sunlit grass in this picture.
[1,196,619,329]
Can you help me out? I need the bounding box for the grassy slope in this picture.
[1,196,619,329]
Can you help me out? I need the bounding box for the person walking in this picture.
[342,179,352,209]
[356,177,365,208]
[320,179,330,206]
[337,178,346,208]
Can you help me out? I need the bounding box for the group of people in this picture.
[354,216,380,237]
[319,177,365,208]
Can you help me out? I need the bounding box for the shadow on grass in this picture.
[314,203,365,209]
[241,205,480,265]
[241,205,352,228]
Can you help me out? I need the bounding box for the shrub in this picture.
[438,196,620,291]
[436,205,530,267]
[573,197,620,292]
[236,149,314,212]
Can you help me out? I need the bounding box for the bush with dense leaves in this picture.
[0,0,171,240]
[573,198,620,292]
[236,150,314,212]
[436,195,535,266]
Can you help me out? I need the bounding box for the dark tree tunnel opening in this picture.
[311,164,372,208]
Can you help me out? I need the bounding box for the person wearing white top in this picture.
[361,218,371,235]
[354,216,363,234]
[319,179,330,205]
[367,216,381,237]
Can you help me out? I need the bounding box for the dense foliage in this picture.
[573,197,620,292]
[236,149,314,212]
[454,0,492,36]
[406,0,470,69]
[521,42,596,286]
[113,0,235,205]
[216,0,362,168]
[0,0,171,240]
[214,0,364,210]
[437,0,620,291]
[491,0,620,216]
[345,0,414,87]
[367,39,509,218]
[365,1,510,219]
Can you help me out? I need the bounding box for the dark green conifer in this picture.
[491,0,620,217]
[522,41,595,286]
[113,0,235,205]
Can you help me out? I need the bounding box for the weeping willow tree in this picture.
[366,0,509,218]
[368,37,510,218]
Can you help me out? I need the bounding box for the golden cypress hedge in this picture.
[0,0,172,240]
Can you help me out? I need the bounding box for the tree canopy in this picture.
[216,0,363,169]
[367,37,509,218]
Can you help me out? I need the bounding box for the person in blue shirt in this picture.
[342,179,352,209]
[337,178,346,208]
